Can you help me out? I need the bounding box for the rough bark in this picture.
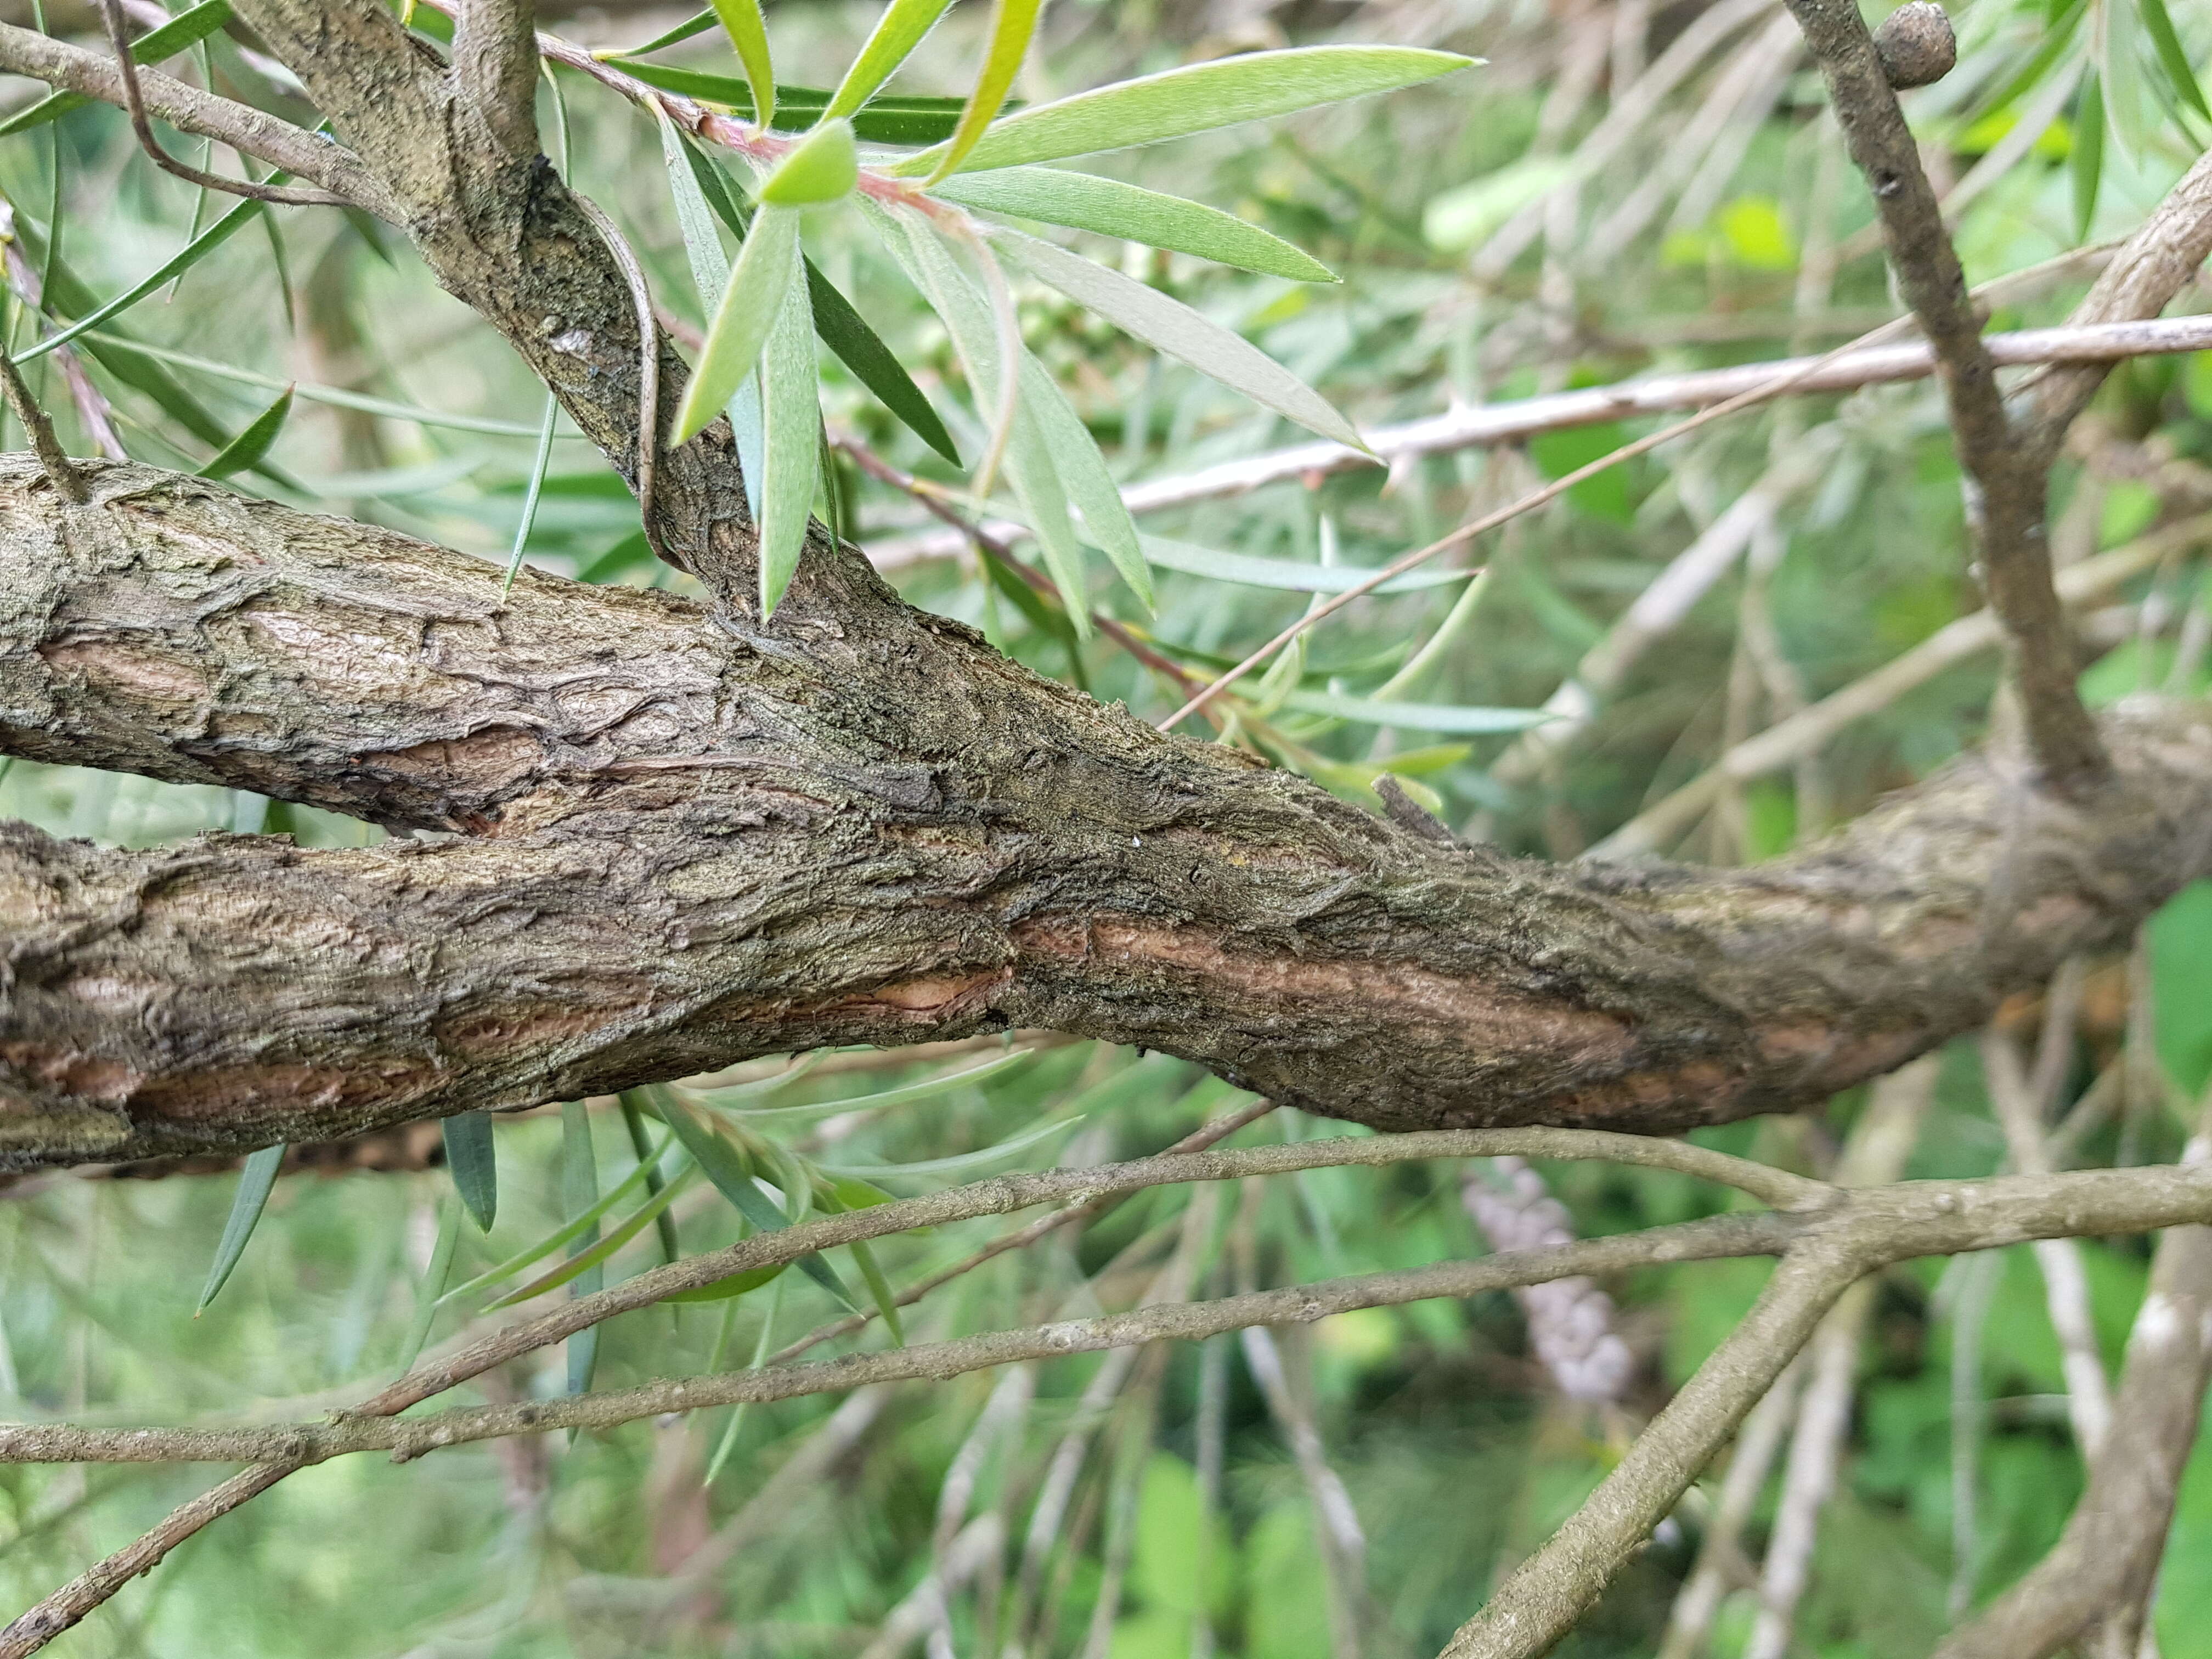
[8,456,2212,1167]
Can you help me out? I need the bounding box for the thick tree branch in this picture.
[0,23,399,218]
[10,460,2212,1166]
[1782,0,2106,790]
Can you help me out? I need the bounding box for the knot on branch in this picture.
[1872,3,1957,89]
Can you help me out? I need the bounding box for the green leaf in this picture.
[659,117,768,517]
[674,204,802,444]
[643,1087,859,1308]
[760,116,859,206]
[871,203,1094,633]
[501,393,560,594]
[398,1194,463,1373]
[196,385,292,479]
[615,65,970,143]
[758,227,820,616]
[196,1142,284,1312]
[599,8,718,58]
[848,1238,905,1345]
[444,1139,675,1304]
[827,0,957,120]
[441,1110,498,1232]
[0,0,232,137]
[2073,72,2106,241]
[2139,0,2210,121]
[929,0,1043,182]
[704,1049,1040,1117]
[1021,352,1152,610]
[1270,690,1554,734]
[19,194,264,367]
[1141,534,1464,594]
[709,0,777,127]
[897,44,1476,177]
[804,261,959,464]
[933,168,1336,281]
[487,1168,701,1308]
[663,1261,787,1303]
[991,225,1362,448]
[620,1097,682,1267]
[560,1101,603,1396]
[817,1113,1082,1180]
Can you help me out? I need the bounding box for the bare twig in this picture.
[95,1,352,209]
[863,312,2203,573]
[1932,1116,2212,1659]
[0,338,85,503]
[0,24,396,218]
[1590,515,2212,858]
[453,0,543,159]
[1781,0,2104,788]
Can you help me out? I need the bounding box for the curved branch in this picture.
[0,22,399,218]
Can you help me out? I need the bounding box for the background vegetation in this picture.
[4,0,2212,1654]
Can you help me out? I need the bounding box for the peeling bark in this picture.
[8,458,2212,1167]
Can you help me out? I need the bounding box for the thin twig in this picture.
[1781,0,2104,787]
[0,335,85,503]
[95,1,349,209]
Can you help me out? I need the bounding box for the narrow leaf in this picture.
[1021,353,1151,610]
[600,8,718,58]
[933,168,1336,281]
[704,1274,785,1480]
[645,1088,859,1307]
[621,1096,682,1267]
[663,1262,787,1303]
[441,1110,498,1232]
[849,1239,906,1345]
[1272,690,1555,733]
[487,1168,699,1308]
[399,1195,462,1372]
[445,1133,674,1302]
[674,204,801,443]
[616,65,970,142]
[709,0,777,128]
[827,0,957,120]
[501,392,560,594]
[929,0,1043,182]
[561,1100,603,1396]
[818,1113,1082,1179]
[660,119,768,516]
[897,44,1476,177]
[197,1143,284,1312]
[759,229,821,616]
[2074,71,2106,241]
[19,194,263,366]
[759,116,858,207]
[2138,0,2210,121]
[197,385,292,478]
[804,260,960,463]
[0,0,232,137]
[1142,534,1463,594]
[706,1048,1037,1116]
[992,224,1362,448]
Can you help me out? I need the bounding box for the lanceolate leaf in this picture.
[933,168,1337,281]
[1142,534,1466,594]
[644,1087,859,1307]
[197,1142,284,1313]
[709,0,777,128]
[827,0,957,120]
[600,7,718,58]
[1272,690,1554,733]
[929,0,1044,182]
[872,202,1094,631]
[758,232,821,617]
[2074,71,2106,241]
[992,225,1362,449]
[21,194,264,366]
[2138,0,2210,121]
[708,1048,1038,1116]
[487,1168,699,1308]
[804,263,958,464]
[659,117,769,515]
[0,0,233,137]
[617,65,970,143]
[198,384,293,479]
[1020,353,1151,611]
[441,1110,498,1232]
[560,1100,603,1396]
[898,44,1476,177]
[674,204,801,444]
